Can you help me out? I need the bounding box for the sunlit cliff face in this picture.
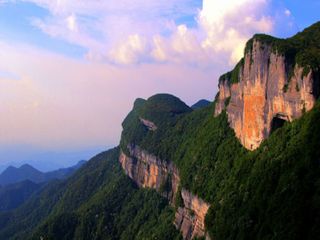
[215,39,317,150]
[0,0,302,161]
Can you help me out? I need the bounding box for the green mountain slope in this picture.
[191,99,211,110]
[0,148,181,240]
[7,93,318,240]
[205,101,320,239]
[0,22,320,240]
[120,92,320,239]
[0,180,42,212]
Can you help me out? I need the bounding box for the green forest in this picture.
[0,21,319,240]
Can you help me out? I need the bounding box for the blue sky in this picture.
[0,1,86,57]
[0,0,318,62]
[282,0,320,30]
[0,0,319,170]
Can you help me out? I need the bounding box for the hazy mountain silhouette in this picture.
[0,160,86,186]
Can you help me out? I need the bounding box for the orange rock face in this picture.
[119,145,180,202]
[119,145,210,239]
[215,39,318,150]
[174,189,210,240]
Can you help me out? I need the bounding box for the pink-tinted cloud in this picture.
[0,0,297,153]
[22,0,295,66]
[0,40,217,149]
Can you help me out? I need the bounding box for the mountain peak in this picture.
[191,99,211,109]
[19,164,38,170]
[215,21,320,150]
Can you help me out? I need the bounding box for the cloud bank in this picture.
[0,0,296,154]
[25,0,292,65]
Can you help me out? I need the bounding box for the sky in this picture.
[0,0,319,170]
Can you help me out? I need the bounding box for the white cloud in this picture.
[14,0,295,66]
[0,40,218,149]
[110,34,147,64]
[66,13,78,32]
[284,9,291,17]
[0,0,299,154]
[198,0,274,64]
[147,0,275,66]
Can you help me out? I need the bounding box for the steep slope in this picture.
[0,22,319,240]
[206,100,320,239]
[120,94,320,240]
[118,22,320,239]
[120,94,244,239]
[215,21,320,150]
[0,180,41,212]
[44,160,86,181]
[0,148,181,240]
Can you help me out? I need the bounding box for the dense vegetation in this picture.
[120,94,192,155]
[120,94,246,203]
[0,148,181,240]
[245,21,320,78]
[205,100,320,239]
[120,90,320,239]
[0,180,41,212]
[219,57,244,85]
[1,22,320,240]
[191,99,211,110]
[218,21,320,87]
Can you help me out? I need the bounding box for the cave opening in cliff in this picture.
[271,116,287,133]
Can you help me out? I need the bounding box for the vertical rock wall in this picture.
[174,189,210,240]
[119,145,180,202]
[215,39,318,150]
[119,145,210,239]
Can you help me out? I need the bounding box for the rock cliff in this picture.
[174,189,210,240]
[215,37,319,150]
[119,144,210,239]
[119,22,320,239]
[119,145,180,202]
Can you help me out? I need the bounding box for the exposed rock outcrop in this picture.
[119,145,179,202]
[174,189,210,240]
[119,145,210,239]
[215,39,319,150]
[139,118,158,131]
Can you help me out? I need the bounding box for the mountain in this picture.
[44,160,87,180]
[0,161,86,186]
[0,22,319,240]
[215,22,320,150]
[0,180,42,212]
[119,21,320,239]
[191,99,211,109]
[0,148,181,240]
[0,164,44,186]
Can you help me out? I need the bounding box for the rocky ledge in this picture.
[139,118,158,131]
[119,145,210,239]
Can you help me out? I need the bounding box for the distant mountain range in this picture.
[0,161,86,212]
[0,21,319,240]
[0,160,86,186]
